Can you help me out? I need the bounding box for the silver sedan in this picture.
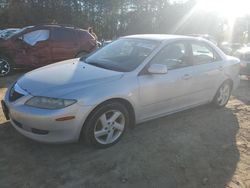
[2,35,240,148]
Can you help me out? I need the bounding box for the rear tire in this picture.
[212,81,232,108]
[82,102,130,148]
[0,56,12,77]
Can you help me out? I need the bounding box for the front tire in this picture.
[212,81,232,108]
[82,102,130,148]
[0,56,12,77]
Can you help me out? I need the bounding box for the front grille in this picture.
[31,128,49,135]
[9,86,24,102]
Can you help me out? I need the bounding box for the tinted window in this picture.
[191,42,220,65]
[77,30,86,38]
[52,28,75,42]
[150,42,190,70]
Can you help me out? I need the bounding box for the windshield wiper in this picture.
[86,61,125,72]
[88,62,111,70]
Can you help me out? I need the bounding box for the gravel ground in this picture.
[0,71,249,188]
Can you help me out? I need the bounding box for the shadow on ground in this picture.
[0,105,239,188]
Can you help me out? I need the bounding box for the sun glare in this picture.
[171,0,250,39]
[196,0,249,19]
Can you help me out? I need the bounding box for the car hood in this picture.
[17,59,124,98]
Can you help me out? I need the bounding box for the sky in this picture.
[196,0,250,18]
[171,0,249,19]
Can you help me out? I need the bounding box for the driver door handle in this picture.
[182,74,192,80]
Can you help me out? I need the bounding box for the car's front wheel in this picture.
[0,56,12,77]
[82,102,129,148]
[213,81,232,108]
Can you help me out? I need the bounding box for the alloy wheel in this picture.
[217,83,230,106]
[0,59,10,76]
[94,110,125,145]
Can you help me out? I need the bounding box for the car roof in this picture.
[122,34,198,42]
[29,24,87,32]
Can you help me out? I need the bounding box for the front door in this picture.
[14,29,51,67]
[138,41,195,121]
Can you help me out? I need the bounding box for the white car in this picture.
[2,34,240,148]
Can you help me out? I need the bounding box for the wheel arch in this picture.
[212,78,233,102]
[223,78,234,90]
[81,97,136,138]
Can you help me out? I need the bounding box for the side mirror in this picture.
[148,64,168,74]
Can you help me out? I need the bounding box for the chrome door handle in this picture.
[182,74,192,80]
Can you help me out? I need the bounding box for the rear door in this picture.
[51,28,79,63]
[187,40,224,103]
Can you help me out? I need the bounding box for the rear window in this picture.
[52,28,75,42]
[79,30,95,40]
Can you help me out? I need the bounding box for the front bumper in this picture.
[3,88,93,143]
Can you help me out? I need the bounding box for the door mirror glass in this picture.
[148,64,168,74]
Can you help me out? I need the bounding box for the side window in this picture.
[77,30,87,39]
[191,42,220,65]
[150,42,190,70]
[52,29,75,42]
[23,30,49,46]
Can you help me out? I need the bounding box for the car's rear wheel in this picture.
[0,56,12,77]
[213,81,232,108]
[82,102,129,148]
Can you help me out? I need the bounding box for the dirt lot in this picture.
[0,71,250,188]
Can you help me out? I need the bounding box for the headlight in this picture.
[25,96,77,109]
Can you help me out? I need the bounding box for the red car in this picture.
[0,24,97,76]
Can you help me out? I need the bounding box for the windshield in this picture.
[85,38,159,72]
